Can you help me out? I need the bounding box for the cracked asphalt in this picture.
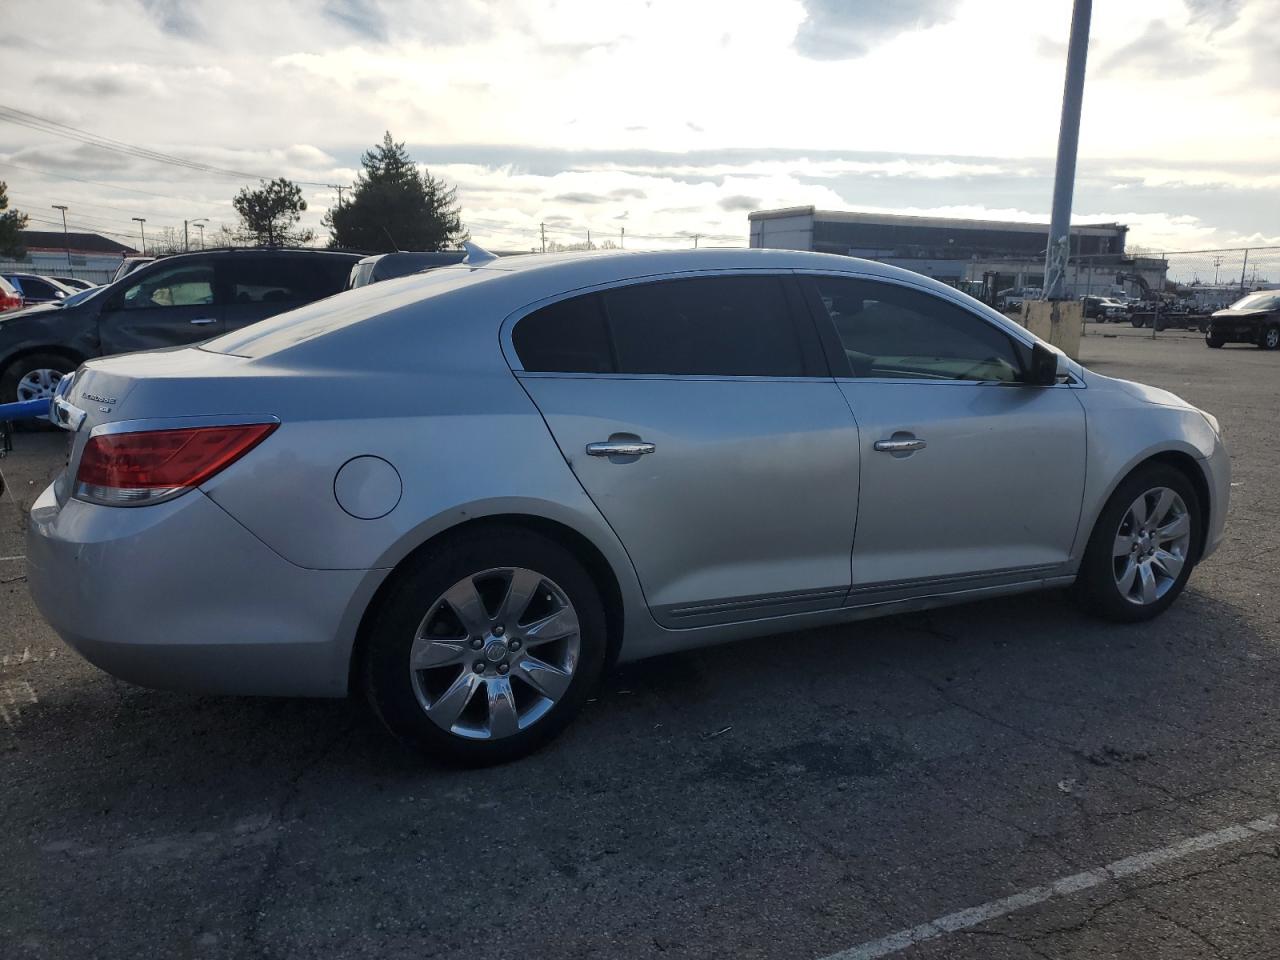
[2,325,1278,959]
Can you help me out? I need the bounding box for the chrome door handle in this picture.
[189,317,217,326]
[586,441,655,457]
[874,438,926,453]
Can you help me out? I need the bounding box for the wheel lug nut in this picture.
[509,639,522,651]
[474,662,486,673]
[493,625,505,637]
[469,637,483,650]
[498,662,509,674]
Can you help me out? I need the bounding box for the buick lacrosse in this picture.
[28,248,1229,763]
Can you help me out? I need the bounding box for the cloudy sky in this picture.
[2,0,1277,253]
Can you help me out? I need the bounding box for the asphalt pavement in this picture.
[2,324,1279,960]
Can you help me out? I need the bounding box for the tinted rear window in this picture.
[513,294,614,373]
[603,275,805,377]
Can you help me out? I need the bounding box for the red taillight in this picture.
[75,422,277,505]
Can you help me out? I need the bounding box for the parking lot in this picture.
[2,324,1277,960]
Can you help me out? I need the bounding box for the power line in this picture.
[0,102,331,187]
[0,158,228,213]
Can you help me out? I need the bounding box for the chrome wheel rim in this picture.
[410,567,580,740]
[1112,487,1192,606]
[1266,329,1279,349]
[15,368,64,402]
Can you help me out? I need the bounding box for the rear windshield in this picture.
[202,265,487,357]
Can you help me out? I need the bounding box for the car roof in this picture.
[208,247,1037,362]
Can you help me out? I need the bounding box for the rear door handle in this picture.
[586,441,655,457]
[189,317,217,326]
[874,438,926,453]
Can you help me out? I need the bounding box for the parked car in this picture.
[997,287,1041,311]
[1204,291,1280,349]
[347,251,467,289]
[1081,295,1129,322]
[111,256,157,282]
[0,247,360,403]
[0,275,22,313]
[27,248,1228,764]
[51,276,97,292]
[2,273,76,305]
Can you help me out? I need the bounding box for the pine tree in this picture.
[324,133,468,251]
[0,182,29,258]
[232,177,314,247]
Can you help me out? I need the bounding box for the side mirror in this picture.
[1027,342,1060,386]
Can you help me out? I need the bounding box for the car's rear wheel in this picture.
[1259,326,1280,350]
[363,526,607,765]
[1,352,72,404]
[1130,315,1145,328]
[1075,464,1201,622]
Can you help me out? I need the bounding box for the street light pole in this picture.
[190,218,208,249]
[51,204,72,269]
[1042,0,1092,301]
[132,217,147,255]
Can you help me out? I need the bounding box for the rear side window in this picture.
[513,294,614,373]
[809,276,1026,382]
[223,256,339,305]
[603,276,805,377]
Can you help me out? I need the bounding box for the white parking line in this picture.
[820,814,1279,960]
[0,556,25,562]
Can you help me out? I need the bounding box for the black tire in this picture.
[363,525,608,765]
[0,352,74,431]
[1074,463,1202,623]
[1259,326,1280,351]
[1205,333,1224,348]
[1131,316,1145,328]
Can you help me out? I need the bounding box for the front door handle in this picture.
[189,317,217,326]
[586,440,655,457]
[874,438,926,453]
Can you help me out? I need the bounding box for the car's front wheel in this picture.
[363,526,607,765]
[1259,326,1280,350]
[0,352,72,405]
[1075,464,1201,622]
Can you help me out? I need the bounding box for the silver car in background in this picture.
[27,248,1229,763]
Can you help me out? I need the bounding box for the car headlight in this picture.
[1200,410,1221,437]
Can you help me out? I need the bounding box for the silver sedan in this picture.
[27,248,1229,763]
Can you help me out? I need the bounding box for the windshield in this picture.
[1229,292,1280,311]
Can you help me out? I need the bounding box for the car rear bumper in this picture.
[26,483,384,697]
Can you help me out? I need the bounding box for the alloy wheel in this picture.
[1112,487,1192,605]
[409,567,581,740]
[1265,328,1280,350]
[15,368,64,402]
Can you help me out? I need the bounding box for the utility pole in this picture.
[132,217,147,255]
[195,222,206,249]
[587,228,591,249]
[693,233,700,249]
[1213,255,1223,285]
[1240,249,1249,293]
[1042,0,1092,301]
[620,226,625,249]
[540,222,546,254]
[51,205,72,269]
[183,219,190,252]
[329,184,345,208]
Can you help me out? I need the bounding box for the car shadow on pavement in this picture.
[8,583,1279,960]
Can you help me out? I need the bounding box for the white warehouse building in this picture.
[748,206,1167,300]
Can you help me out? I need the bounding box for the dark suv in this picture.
[1205,291,1280,350]
[0,248,360,403]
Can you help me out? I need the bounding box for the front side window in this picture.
[603,275,806,377]
[120,261,214,310]
[809,276,1026,383]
